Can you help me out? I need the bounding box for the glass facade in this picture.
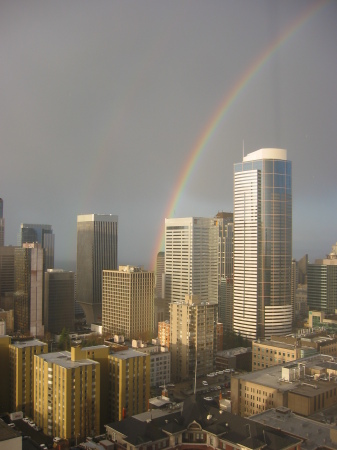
[77,214,118,324]
[20,223,54,270]
[233,149,292,339]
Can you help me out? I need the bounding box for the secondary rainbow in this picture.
[150,0,329,270]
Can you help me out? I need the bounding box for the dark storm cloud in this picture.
[1,0,336,267]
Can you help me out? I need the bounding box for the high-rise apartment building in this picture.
[0,198,4,246]
[77,214,118,324]
[165,217,218,304]
[34,347,100,440]
[9,339,47,416]
[108,348,150,422]
[158,320,170,349]
[20,223,54,270]
[14,243,44,336]
[307,243,337,313]
[170,294,217,381]
[102,265,154,339]
[0,335,11,412]
[44,269,75,334]
[233,149,292,339]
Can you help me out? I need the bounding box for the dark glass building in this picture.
[20,223,54,270]
[14,243,44,336]
[233,148,292,339]
[0,198,4,246]
[77,214,118,324]
[44,269,75,334]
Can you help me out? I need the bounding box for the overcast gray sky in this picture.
[1,0,336,270]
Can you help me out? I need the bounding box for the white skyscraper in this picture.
[233,149,292,339]
[165,217,219,304]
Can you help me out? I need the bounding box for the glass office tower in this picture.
[0,198,4,247]
[77,214,118,324]
[20,223,54,270]
[233,149,292,339]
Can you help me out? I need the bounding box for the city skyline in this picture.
[1,1,336,269]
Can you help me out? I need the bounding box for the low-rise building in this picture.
[251,407,337,450]
[232,353,337,418]
[252,332,337,372]
[216,347,251,372]
[0,419,22,450]
[105,396,301,450]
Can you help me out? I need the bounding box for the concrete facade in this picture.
[102,265,154,340]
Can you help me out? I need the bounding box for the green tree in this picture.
[59,327,71,350]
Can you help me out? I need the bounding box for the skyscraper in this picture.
[307,243,337,313]
[233,148,292,339]
[14,243,44,336]
[165,217,218,304]
[20,223,55,270]
[165,217,218,381]
[0,198,4,246]
[102,265,154,339]
[77,214,118,324]
[215,212,234,329]
[44,269,75,334]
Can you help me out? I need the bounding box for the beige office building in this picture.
[102,266,154,340]
[252,339,301,371]
[232,354,337,418]
[34,347,100,440]
[170,294,217,382]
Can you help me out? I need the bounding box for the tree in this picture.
[59,328,71,350]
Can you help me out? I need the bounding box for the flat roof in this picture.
[10,339,46,348]
[251,408,337,450]
[77,214,118,223]
[253,340,297,350]
[82,344,109,351]
[110,348,148,360]
[0,419,21,442]
[37,351,99,369]
[235,354,337,392]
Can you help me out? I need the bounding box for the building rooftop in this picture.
[0,419,21,443]
[243,148,287,162]
[10,339,46,349]
[106,395,301,450]
[251,408,337,450]
[110,348,148,360]
[38,351,99,369]
[217,347,251,357]
[253,340,297,350]
[77,214,118,223]
[81,344,109,351]
[234,354,337,392]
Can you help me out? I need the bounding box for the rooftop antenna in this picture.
[242,139,245,159]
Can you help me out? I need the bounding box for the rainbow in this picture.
[150,0,329,270]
